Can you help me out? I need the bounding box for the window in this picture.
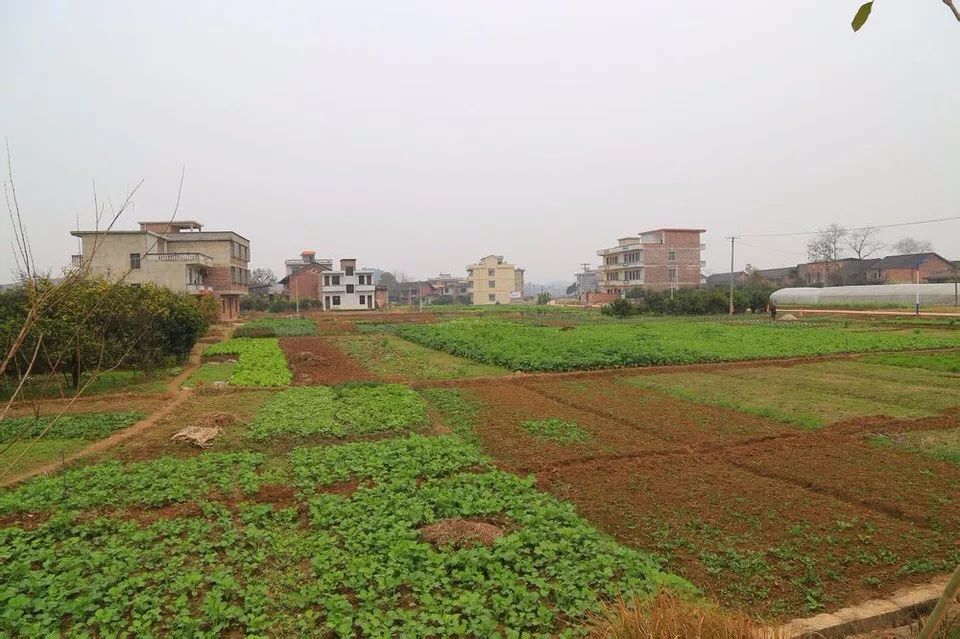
[332,296,341,305]
[624,251,641,263]
[332,275,340,285]
[345,266,354,276]
[488,280,495,288]
[668,250,677,261]
[668,267,677,280]
[346,284,354,293]
[488,294,496,302]
[324,275,330,286]
[359,295,366,304]
[488,269,495,277]
[130,253,141,269]
[605,256,619,265]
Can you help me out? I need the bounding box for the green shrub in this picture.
[601,298,637,318]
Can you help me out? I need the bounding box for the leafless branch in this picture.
[943,0,960,22]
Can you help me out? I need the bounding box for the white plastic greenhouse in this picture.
[770,283,960,307]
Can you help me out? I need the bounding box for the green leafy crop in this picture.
[0,411,143,443]
[396,318,958,372]
[235,318,316,337]
[203,338,291,386]
[249,383,427,440]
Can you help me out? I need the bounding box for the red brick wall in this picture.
[585,292,619,306]
[207,266,232,291]
[284,267,323,300]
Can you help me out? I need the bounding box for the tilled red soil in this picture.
[279,337,375,385]
[539,453,956,620]
[467,382,674,473]
[731,434,960,532]
[517,377,800,449]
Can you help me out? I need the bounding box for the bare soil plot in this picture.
[278,336,374,385]
[517,377,798,449]
[4,395,166,419]
[732,435,960,532]
[465,381,672,473]
[536,453,957,619]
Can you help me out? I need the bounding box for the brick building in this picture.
[71,220,250,320]
[597,228,705,294]
[279,250,330,301]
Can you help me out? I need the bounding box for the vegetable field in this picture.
[249,383,427,439]
[235,317,316,337]
[203,338,291,386]
[0,436,687,637]
[395,318,959,371]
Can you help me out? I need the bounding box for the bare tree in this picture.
[807,224,848,263]
[846,227,884,260]
[249,268,277,291]
[891,237,934,255]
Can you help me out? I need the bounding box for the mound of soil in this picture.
[198,412,240,430]
[419,517,507,549]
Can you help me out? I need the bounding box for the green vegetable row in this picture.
[396,318,959,372]
[203,338,292,386]
[249,383,427,440]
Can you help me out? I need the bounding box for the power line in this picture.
[738,215,960,239]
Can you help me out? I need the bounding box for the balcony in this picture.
[597,244,642,256]
[186,283,214,294]
[145,252,214,266]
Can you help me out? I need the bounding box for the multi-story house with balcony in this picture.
[70,220,250,320]
[321,258,377,310]
[466,255,524,305]
[597,228,705,294]
[279,250,332,301]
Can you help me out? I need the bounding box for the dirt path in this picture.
[0,387,194,488]
[0,328,217,488]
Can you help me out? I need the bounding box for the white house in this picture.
[322,258,376,310]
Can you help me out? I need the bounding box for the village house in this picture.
[70,220,250,320]
[466,255,525,305]
[597,228,705,294]
[321,258,378,310]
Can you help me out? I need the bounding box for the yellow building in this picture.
[71,220,250,320]
[466,255,524,305]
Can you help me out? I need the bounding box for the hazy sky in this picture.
[3,1,959,284]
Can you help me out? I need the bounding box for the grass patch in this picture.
[868,428,960,466]
[521,417,589,443]
[396,318,959,372]
[181,361,236,388]
[249,383,427,440]
[861,351,960,374]
[203,338,291,387]
[626,360,960,428]
[419,388,481,443]
[0,369,176,400]
[335,333,508,379]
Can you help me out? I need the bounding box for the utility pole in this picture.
[725,236,739,315]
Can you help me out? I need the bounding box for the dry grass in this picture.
[588,592,784,639]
